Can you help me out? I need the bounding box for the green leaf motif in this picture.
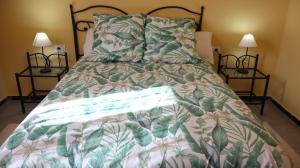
[57,127,68,157]
[145,64,155,71]
[223,141,243,168]
[193,88,204,100]
[50,159,67,168]
[202,97,216,112]
[67,141,81,167]
[127,112,138,122]
[152,116,172,139]
[23,115,38,132]
[179,101,204,117]
[83,127,105,152]
[0,152,12,167]
[109,141,135,168]
[145,75,156,86]
[272,149,283,168]
[153,33,176,42]
[212,123,228,153]
[167,75,186,84]
[93,76,108,85]
[225,104,264,129]
[6,130,25,150]
[76,64,89,72]
[180,125,202,153]
[189,155,206,168]
[87,147,110,168]
[126,122,152,147]
[110,73,123,82]
[47,125,66,138]
[161,41,182,55]
[185,73,195,82]
[113,32,135,41]
[144,16,197,64]
[169,114,190,135]
[149,108,162,121]
[199,139,219,167]
[48,91,60,100]
[138,150,150,168]
[92,39,102,49]
[83,90,90,98]
[129,65,145,73]
[28,126,51,141]
[91,14,144,63]
[240,121,277,147]
[216,97,229,110]
[62,84,81,96]
[246,140,264,168]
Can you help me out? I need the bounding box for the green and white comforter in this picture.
[0,57,291,167]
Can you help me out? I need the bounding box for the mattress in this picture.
[0,57,291,167]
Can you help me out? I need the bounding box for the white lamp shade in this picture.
[239,33,257,48]
[33,32,52,47]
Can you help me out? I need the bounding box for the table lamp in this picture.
[33,32,52,73]
[238,33,257,73]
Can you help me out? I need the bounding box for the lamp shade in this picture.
[239,33,257,48]
[33,32,52,47]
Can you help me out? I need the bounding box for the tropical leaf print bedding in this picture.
[88,14,145,63]
[143,16,199,64]
[0,57,291,167]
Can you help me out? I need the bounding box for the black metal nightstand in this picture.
[15,52,69,113]
[216,50,270,115]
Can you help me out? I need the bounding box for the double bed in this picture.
[0,4,292,168]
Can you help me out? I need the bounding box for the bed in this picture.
[0,4,292,168]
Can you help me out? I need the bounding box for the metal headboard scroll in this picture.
[70,5,128,61]
[70,4,205,61]
[147,6,204,31]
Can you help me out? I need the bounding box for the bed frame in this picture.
[70,4,205,61]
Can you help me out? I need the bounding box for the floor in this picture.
[0,99,300,155]
[250,102,300,155]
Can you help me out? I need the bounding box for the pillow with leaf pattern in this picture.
[88,14,145,63]
[143,16,200,64]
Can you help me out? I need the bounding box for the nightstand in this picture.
[216,50,270,115]
[15,52,69,113]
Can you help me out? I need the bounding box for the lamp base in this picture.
[40,68,52,73]
[237,68,249,74]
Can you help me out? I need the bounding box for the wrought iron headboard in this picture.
[70,4,205,61]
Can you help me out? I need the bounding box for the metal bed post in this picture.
[70,5,80,61]
[216,49,222,73]
[198,6,205,31]
[65,52,69,72]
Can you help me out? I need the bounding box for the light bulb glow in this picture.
[33,32,52,47]
[239,33,257,48]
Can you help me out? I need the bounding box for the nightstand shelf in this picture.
[15,52,68,114]
[216,50,270,115]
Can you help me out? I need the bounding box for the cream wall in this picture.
[271,0,300,119]
[0,0,296,118]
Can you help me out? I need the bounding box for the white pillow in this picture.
[83,28,94,56]
[195,31,214,64]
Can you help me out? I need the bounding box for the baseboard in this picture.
[9,96,23,100]
[0,97,8,106]
[268,97,300,127]
[0,96,44,106]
